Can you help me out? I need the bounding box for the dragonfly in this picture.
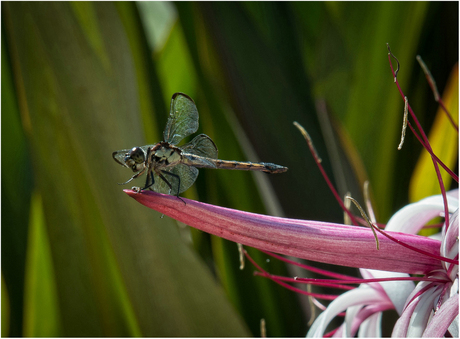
[113,93,287,200]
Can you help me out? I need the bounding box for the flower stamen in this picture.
[398,96,409,150]
[237,243,245,270]
[387,44,452,230]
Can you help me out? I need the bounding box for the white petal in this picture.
[363,269,414,315]
[422,294,459,337]
[307,287,385,337]
[441,209,459,278]
[358,311,382,337]
[448,315,459,337]
[406,285,442,337]
[386,193,459,234]
[344,304,362,337]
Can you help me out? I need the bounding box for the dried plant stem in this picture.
[416,55,458,132]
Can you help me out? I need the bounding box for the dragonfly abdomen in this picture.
[182,153,287,173]
[213,159,288,174]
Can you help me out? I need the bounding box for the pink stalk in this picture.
[407,121,458,182]
[294,122,360,226]
[253,272,356,290]
[293,276,449,285]
[370,222,458,265]
[387,48,451,229]
[292,121,453,262]
[125,190,442,275]
[258,249,358,280]
[244,250,339,300]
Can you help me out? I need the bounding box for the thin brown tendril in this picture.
[387,43,400,82]
[416,55,440,101]
[293,121,322,163]
[346,196,380,250]
[416,55,458,132]
[363,181,377,223]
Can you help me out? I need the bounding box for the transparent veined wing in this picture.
[181,134,218,169]
[163,93,199,145]
[112,148,132,167]
[153,164,199,195]
[181,134,218,159]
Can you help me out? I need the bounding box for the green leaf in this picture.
[1,275,10,337]
[3,2,248,336]
[23,193,61,337]
[410,64,459,201]
[299,2,430,220]
[1,16,33,336]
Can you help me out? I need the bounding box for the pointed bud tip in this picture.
[123,189,136,196]
[122,189,190,208]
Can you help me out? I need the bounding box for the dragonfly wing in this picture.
[182,153,217,168]
[112,148,131,167]
[181,134,218,159]
[163,93,199,145]
[152,172,174,195]
[153,164,199,195]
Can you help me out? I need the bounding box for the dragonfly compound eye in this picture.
[129,147,145,164]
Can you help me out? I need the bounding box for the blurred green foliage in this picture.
[2,2,457,337]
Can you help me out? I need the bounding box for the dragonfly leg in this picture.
[119,168,145,186]
[160,170,186,205]
[148,171,155,191]
[142,171,155,191]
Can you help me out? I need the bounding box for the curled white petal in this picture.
[307,287,386,337]
[422,294,459,337]
[386,193,458,234]
[363,269,414,315]
[406,285,443,337]
[441,209,458,279]
[358,312,382,337]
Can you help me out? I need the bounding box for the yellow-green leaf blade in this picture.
[410,64,459,201]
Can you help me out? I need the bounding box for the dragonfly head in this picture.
[124,147,146,172]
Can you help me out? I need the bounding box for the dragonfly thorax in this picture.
[152,144,182,168]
